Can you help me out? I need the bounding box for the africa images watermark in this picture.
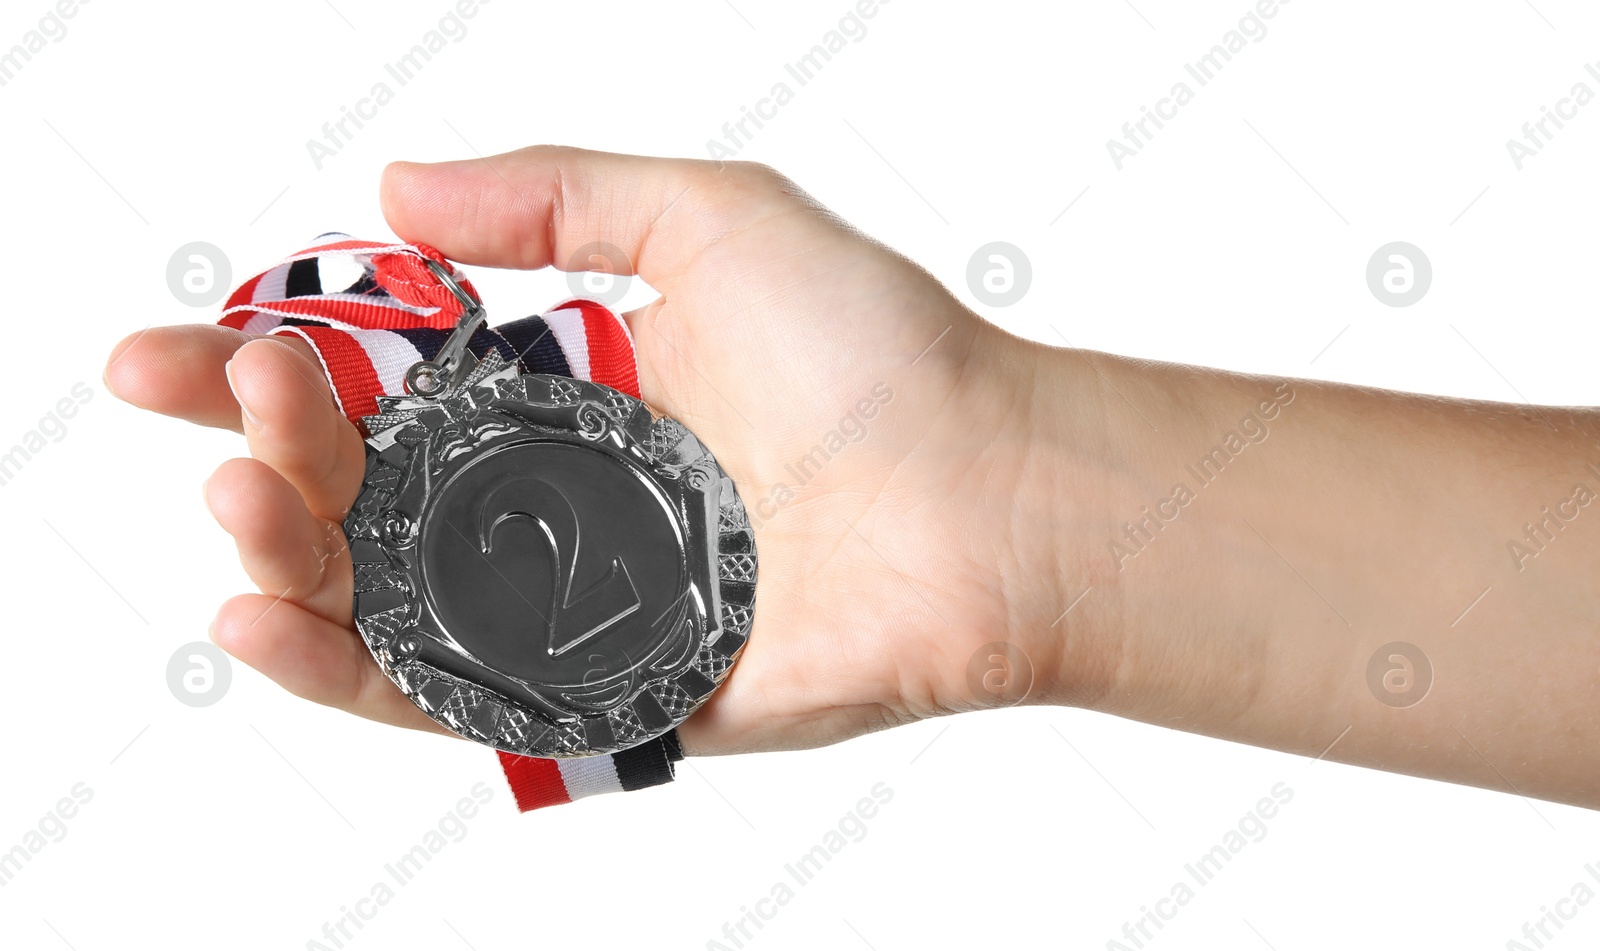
[744,381,894,532]
[1106,0,1295,170]
[0,782,94,889]
[705,781,895,950]
[0,0,91,90]
[0,382,93,489]
[706,0,892,160]
[306,0,492,170]
[305,782,494,950]
[966,641,1035,707]
[1108,382,1295,571]
[1504,459,1600,572]
[1106,782,1295,950]
[1502,861,1600,951]
[1366,641,1432,708]
[1505,60,1600,171]
[304,781,492,941]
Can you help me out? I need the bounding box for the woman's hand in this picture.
[107,144,1600,808]
[104,146,1086,755]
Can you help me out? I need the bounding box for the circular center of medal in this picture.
[418,439,689,689]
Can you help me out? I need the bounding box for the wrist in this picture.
[1006,344,1320,727]
[982,332,1131,712]
[996,340,1291,717]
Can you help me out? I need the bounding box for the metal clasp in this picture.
[406,257,488,397]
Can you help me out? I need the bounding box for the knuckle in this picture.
[726,159,790,190]
[683,159,804,232]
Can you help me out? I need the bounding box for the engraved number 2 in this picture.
[477,475,641,657]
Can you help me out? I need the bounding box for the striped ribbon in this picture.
[219,233,680,810]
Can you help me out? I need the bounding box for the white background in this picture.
[2,1,1598,949]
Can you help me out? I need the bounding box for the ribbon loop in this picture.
[215,234,672,812]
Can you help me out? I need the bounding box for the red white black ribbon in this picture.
[218,234,679,811]
[219,234,640,427]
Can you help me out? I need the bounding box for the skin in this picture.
[105,146,1600,809]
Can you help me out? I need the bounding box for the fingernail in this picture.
[224,358,264,429]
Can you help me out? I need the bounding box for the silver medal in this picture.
[342,263,755,757]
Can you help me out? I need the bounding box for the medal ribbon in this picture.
[218,233,681,811]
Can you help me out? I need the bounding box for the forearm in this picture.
[1013,339,1600,808]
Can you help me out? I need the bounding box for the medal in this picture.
[218,235,756,805]
[347,260,756,756]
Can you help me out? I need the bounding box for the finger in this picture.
[379,146,803,291]
[105,325,328,433]
[204,457,352,626]
[105,325,252,431]
[212,593,451,736]
[224,337,366,521]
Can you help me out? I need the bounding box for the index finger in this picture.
[378,146,799,291]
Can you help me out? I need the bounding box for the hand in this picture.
[112,145,1599,806]
[105,147,1078,755]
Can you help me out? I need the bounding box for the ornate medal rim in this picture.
[343,353,756,758]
